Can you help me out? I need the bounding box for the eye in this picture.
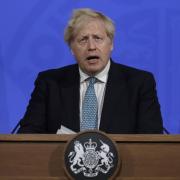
[78,37,88,44]
[95,36,101,40]
[94,35,103,43]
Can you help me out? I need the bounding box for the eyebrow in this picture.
[78,34,104,38]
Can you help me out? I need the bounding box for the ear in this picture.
[70,49,74,55]
[111,43,114,51]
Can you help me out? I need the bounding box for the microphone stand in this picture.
[163,127,170,134]
[11,120,21,134]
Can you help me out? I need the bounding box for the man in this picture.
[17,8,163,134]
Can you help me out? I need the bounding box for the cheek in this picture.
[72,49,82,59]
[101,48,112,58]
[73,47,86,57]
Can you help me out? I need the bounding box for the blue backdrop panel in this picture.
[0,0,180,134]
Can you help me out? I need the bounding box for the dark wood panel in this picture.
[0,134,180,142]
[0,135,180,178]
[0,177,179,180]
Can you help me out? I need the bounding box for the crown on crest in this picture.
[84,139,97,150]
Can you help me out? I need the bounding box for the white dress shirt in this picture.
[79,60,110,129]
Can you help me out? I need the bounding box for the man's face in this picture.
[70,19,113,75]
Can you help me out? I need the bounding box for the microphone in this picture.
[11,120,21,134]
[163,127,170,134]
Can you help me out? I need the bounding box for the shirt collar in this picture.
[79,60,111,83]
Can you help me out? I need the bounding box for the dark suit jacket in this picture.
[17,61,163,134]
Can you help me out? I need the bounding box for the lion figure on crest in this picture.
[68,141,84,171]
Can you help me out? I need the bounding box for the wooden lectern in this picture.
[0,134,180,180]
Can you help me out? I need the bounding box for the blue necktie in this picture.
[81,77,98,131]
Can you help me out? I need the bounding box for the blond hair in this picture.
[64,8,115,46]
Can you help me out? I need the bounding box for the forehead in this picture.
[75,19,107,37]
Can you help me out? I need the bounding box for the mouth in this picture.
[86,55,100,61]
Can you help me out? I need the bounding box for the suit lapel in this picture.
[60,65,80,132]
[99,61,128,132]
[59,62,129,133]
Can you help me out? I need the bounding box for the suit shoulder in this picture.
[37,64,78,80]
[113,62,154,79]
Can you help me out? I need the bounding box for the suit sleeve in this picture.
[17,73,48,133]
[137,73,163,134]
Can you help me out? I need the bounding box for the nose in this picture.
[87,38,96,51]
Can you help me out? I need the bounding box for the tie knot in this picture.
[88,77,96,85]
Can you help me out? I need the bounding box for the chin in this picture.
[83,63,104,75]
[86,68,102,76]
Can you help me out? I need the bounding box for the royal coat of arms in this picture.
[68,138,114,177]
